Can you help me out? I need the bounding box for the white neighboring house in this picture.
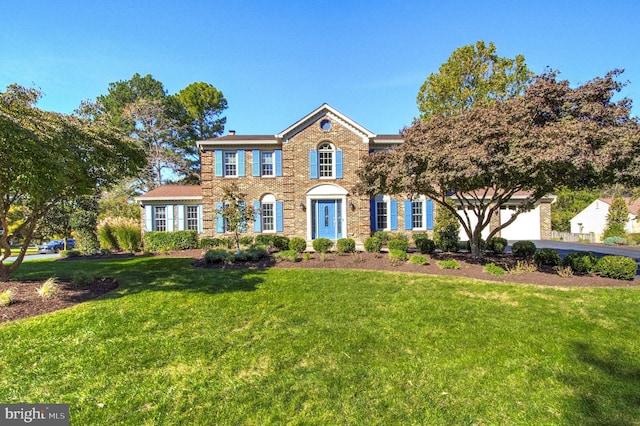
[570,198,640,238]
[135,185,204,234]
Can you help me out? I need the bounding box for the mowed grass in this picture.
[1,257,640,425]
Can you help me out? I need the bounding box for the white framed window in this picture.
[186,206,198,231]
[261,151,274,176]
[318,143,334,178]
[224,151,237,177]
[154,206,166,231]
[261,194,276,232]
[412,200,423,229]
[376,201,388,230]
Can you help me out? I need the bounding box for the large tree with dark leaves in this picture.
[357,71,640,257]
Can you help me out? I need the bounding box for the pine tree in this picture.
[603,196,629,238]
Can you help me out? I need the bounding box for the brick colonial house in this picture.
[137,104,554,244]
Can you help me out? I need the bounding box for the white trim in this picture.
[305,184,348,240]
[197,139,278,149]
[136,196,203,202]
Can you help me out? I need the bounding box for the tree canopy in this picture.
[0,84,145,280]
[417,41,533,119]
[357,70,640,256]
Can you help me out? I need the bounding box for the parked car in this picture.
[38,239,75,254]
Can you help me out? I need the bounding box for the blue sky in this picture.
[2,0,639,135]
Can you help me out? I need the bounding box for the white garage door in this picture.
[499,206,541,240]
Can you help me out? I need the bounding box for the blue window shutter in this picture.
[252,150,260,177]
[276,201,284,232]
[390,200,398,231]
[237,150,245,177]
[144,205,153,231]
[177,205,185,231]
[275,150,282,177]
[426,199,434,230]
[215,202,224,233]
[309,150,318,179]
[370,199,376,231]
[404,200,412,230]
[253,202,261,232]
[166,204,174,231]
[215,150,223,177]
[197,205,203,234]
[239,202,246,232]
[336,150,343,179]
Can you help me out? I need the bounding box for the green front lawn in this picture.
[1,257,640,425]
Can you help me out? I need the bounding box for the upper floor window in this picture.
[154,206,167,231]
[186,206,198,231]
[261,151,274,176]
[318,143,334,178]
[224,152,237,177]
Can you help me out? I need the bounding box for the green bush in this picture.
[602,236,627,246]
[0,289,13,307]
[434,203,460,252]
[562,251,598,275]
[204,249,232,264]
[289,237,307,253]
[143,230,197,252]
[533,248,561,267]
[239,236,254,246]
[59,250,81,258]
[312,238,333,253]
[364,237,382,253]
[483,262,506,276]
[413,233,429,242]
[415,238,436,254]
[255,234,275,247]
[274,249,299,262]
[98,223,120,251]
[408,255,429,265]
[337,238,356,254]
[437,259,461,270]
[373,231,390,243]
[244,247,270,261]
[389,249,408,261]
[388,238,409,252]
[71,271,95,289]
[388,232,408,242]
[595,255,638,280]
[272,236,290,251]
[487,237,508,254]
[511,241,536,259]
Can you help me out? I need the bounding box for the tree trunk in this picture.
[469,233,485,258]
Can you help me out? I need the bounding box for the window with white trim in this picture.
[154,206,167,231]
[318,143,334,178]
[224,151,237,177]
[261,194,276,232]
[412,200,423,229]
[186,206,198,231]
[376,201,388,230]
[261,151,274,176]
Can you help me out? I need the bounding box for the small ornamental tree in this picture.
[433,202,460,252]
[217,184,255,254]
[603,196,629,239]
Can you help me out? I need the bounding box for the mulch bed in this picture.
[0,279,118,324]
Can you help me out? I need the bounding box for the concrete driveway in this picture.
[519,240,640,260]
[4,253,59,263]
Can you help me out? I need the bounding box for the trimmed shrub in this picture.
[562,251,598,275]
[60,250,81,258]
[389,249,408,261]
[71,271,95,289]
[595,255,638,280]
[239,236,254,246]
[602,236,627,246]
[312,238,333,253]
[413,233,429,242]
[483,262,506,276]
[272,236,290,251]
[244,247,270,261]
[143,230,197,252]
[437,259,461,270]
[204,249,232,264]
[533,248,561,267]
[364,237,382,253]
[487,237,508,254]
[255,234,275,247]
[511,241,536,259]
[388,238,409,252]
[199,238,218,249]
[289,237,307,253]
[373,231,390,244]
[415,237,436,254]
[337,238,356,254]
[408,254,429,265]
[274,249,299,262]
[434,203,460,252]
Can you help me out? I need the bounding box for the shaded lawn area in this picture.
[1,257,640,425]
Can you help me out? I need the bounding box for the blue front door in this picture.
[317,200,336,239]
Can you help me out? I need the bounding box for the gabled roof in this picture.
[135,185,202,202]
[276,103,376,141]
[598,197,640,215]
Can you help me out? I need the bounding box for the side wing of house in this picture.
[135,186,204,234]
